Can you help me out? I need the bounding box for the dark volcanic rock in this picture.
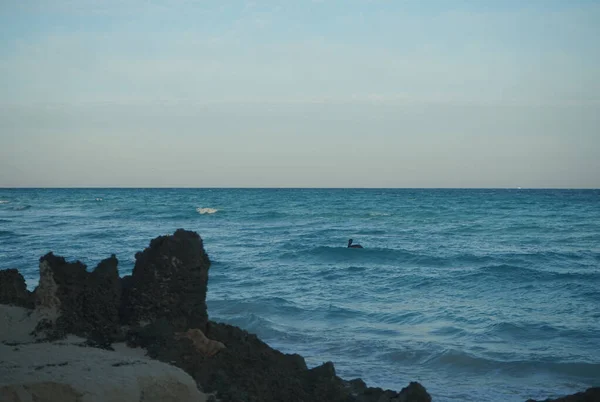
[0,269,33,308]
[121,229,210,332]
[35,253,121,343]
[147,321,340,402]
[347,377,431,402]
[397,382,432,402]
[143,319,432,402]
[526,387,600,402]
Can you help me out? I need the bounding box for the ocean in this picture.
[0,188,598,401]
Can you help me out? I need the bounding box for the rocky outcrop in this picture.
[137,318,432,402]
[34,253,121,344]
[145,320,338,402]
[526,387,600,402]
[121,229,210,332]
[347,379,432,402]
[0,269,33,308]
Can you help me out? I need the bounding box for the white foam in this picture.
[196,207,218,215]
[0,200,9,204]
[95,198,103,201]
[369,212,391,217]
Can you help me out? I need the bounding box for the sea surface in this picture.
[1,188,599,401]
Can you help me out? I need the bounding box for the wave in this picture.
[345,265,367,273]
[249,210,289,219]
[11,205,31,211]
[365,310,424,325]
[282,246,552,269]
[212,313,316,345]
[208,297,305,317]
[461,264,600,282]
[0,200,9,204]
[197,207,218,215]
[483,321,563,340]
[368,212,392,217]
[289,246,403,261]
[295,246,452,267]
[421,348,600,378]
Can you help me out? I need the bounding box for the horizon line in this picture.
[1,186,599,190]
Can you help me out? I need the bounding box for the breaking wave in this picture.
[197,207,218,215]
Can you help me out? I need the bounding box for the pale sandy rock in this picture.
[0,306,208,402]
[34,260,60,321]
[0,382,83,402]
[175,329,226,357]
[0,305,45,343]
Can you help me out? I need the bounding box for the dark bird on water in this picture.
[347,239,363,248]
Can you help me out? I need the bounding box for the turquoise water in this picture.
[1,188,599,401]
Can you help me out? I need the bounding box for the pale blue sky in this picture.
[1,0,598,187]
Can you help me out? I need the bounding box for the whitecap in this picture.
[95,198,103,201]
[368,211,391,217]
[0,200,9,204]
[197,207,218,215]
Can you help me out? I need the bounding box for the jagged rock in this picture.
[526,387,600,402]
[346,379,420,402]
[148,321,313,402]
[143,319,429,402]
[0,269,33,308]
[345,378,431,402]
[121,229,211,332]
[175,329,226,357]
[33,253,121,343]
[307,361,354,402]
[397,382,432,402]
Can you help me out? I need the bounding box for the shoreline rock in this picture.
[0,269,33,309]
[0,306,209,402]
[121,229,210,333]
[0,229,596,402]
[33,253,122,344]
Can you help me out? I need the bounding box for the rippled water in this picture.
[1,188,599,401]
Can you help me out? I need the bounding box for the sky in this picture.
[0,0,599,188]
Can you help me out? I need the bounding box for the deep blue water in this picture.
[1,188,599,401]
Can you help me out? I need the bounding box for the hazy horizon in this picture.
[1,1,599,188]
[1,186,598,190]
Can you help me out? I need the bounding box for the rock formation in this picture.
[0,269,33,309]
[33,253,121,344]
[121,229,210,332]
